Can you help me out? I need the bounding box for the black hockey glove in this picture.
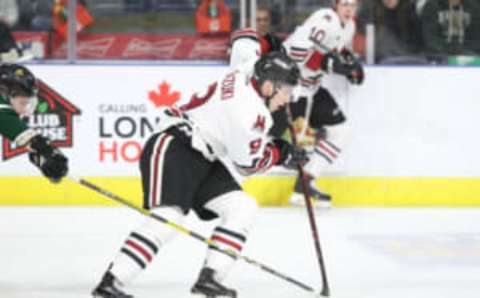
[28,135,68,183]
[346,63,364,85]
[322,52,364,85]
[341,49,365,85]
[340,48,357,63]
[272,139,309,170]
[322,52,352,75]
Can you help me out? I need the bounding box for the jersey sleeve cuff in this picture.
[15,128,38,147]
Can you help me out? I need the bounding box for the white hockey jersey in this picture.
[283,8,355,93]
[158,70,280,176]
[229,28,282,74]
[229,29,262,72]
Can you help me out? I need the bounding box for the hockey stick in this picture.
[285,106,331,297]
[69,176,323,297]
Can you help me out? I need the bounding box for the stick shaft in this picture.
[285,106,330,296]
[70,176,317,293]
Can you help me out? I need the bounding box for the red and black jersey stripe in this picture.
[300,77,320,87]
[289,46,309,62]
[231,28,260,44]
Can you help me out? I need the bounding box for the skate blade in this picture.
[191,293,233,298]
[289,193,331,209]
[92,294,132,298]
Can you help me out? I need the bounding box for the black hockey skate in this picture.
[191,267,237,298]
[290,174,332,208]
[92,271,133,298]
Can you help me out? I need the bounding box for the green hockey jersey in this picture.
[0,95,31,144]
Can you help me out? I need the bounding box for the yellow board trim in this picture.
[1,176,480,206]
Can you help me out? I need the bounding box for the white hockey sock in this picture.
[109,207,184,284]
[305,123,349,176]
[202,191,257,282]
[204,225,247,281]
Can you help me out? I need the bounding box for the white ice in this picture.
[1,207,479,298]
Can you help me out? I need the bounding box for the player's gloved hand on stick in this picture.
[341,48,359,64]
[346,63,364,85]
[322,52,364,85]
[345,58,364,85]
[273,138,309,170]
[322,52,351,75]
[340,49,365,85]
[28,135,68,183]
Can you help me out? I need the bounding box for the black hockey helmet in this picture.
[0,63,37,98]
[254,51,299,87]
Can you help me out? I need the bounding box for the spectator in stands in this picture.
[195,0,232,34]
[0,0,19,28]
[357,0,424,63]
[415,0,429,15]
[17,0,54,31]
[255,5,284,52]
[0,0,22,62]
[421,0,480,59]
[52,0,93,39]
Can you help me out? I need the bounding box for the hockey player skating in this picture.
[0,63,68,183]
[230,0,364,207]
[92,52,306,298]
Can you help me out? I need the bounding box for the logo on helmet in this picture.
[15,68,25,77]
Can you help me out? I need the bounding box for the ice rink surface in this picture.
[1,207,479,298]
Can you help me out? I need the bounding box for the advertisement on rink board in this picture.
[0,64,349,207]
[0,66,195,175]
[0,65,347,177]
[29,65,230,176]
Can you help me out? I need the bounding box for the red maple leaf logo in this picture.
[148,81,181,107]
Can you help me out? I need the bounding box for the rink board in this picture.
[1,176,480,206]
[1,65,480,207]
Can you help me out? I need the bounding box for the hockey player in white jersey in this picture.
[91,52,306,298]
[280,0,364,207]
[230,0,364,207]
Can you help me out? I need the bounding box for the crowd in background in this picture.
[0,0,479,64]
[357,0,480,63]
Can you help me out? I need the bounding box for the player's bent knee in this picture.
[136,206,185,245]
[205,191,258,228]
